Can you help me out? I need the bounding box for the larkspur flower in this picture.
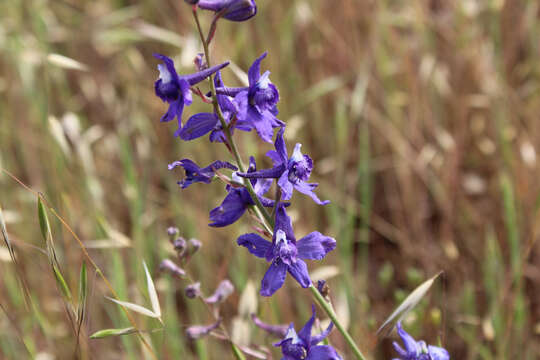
[179,71,251,142]
[237,205,336,296]
[274,305,341,360]
[215,52,283,142]
[168,159,237,189]
[197,0,257,22]
[393,322,450,360]
[186,319,221,340]
[153,53,229,136]
[238,128,329,205]
[204,279,234,304]
[209,157,285,227]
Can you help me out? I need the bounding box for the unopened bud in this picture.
[204,279,234,304]
[197,0,257,22]
[251,314,288,338]
[188,238,202,255]
[167,227,179,242]
[159,259,185,278]
[186,319,221,340]
[194,53,207,71]
[185,282,201,299]
[173,237,187,256]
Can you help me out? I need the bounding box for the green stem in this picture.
[192,9,274,229]
[309,285,367,360]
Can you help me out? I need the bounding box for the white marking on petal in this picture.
[257,70,271,89]
[231,172,244,184]
[276,229,288,245]
[290,143,303,162]
[157,63,172,83]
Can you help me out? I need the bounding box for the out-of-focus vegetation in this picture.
[1,0,540,358]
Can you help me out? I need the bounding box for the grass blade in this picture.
[377,271,442,336]
[142,261,161,321]
[90,327,137,339]
[105,297,158,319]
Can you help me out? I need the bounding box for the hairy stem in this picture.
[309,285,367,360]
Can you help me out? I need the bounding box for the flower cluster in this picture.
[153,2,450,359]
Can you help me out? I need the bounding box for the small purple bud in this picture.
[185,282,201,299]
[204,279,234,304]
[251,314,288,338]
[194,53,207,71]
[173,237,187,255]
[188,238,202,255]
[197,0,257,22]
[159,259,186,278]
[317,279,330,300]
[167,227,179,242]
[186,318,221,340]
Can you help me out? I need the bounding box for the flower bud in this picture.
[194,53,207,71]
[186,319,221,340]
[251,314,288,338]
[188,238,202,255]
[173,237,187,256]
[185,282,201,299]
[159,259,186,278]
[204,279,234,304]
[197,0,257,22]
[167,227,179,242]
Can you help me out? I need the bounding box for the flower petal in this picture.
[396,322,420,354]
[287,259,311,288]
[428,345,450,360]
[278,171,294,200]
[296,232,336,260]
[248,106,274,143]
[306,345,342,360]
[274,205,295,241]
[310,322,334,346]
[183,61,230,86]
[160,100,180,123]
[293,181,330,205]
[209,190,247,227]
[248,52,267,86]
[297,305,316,345]
[179,113,219,141]
[237,233,272,258]
[260,260,287,296]
[274,127,288,162]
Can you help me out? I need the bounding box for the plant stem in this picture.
[309,285,367,360]
[192,9,274,229]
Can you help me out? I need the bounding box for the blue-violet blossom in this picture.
[168,159,237,189]
[209,157,284,227]
[215,52,283,142]
[237,204,336,296]
[179,71,251,142]
[393,322,450,360]
[274,305,342,360]
[197,0,257,22]
[154,53,229,136]
[238,127,329,205]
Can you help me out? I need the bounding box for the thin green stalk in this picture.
[192,9,274,229]
[309,285,367,360]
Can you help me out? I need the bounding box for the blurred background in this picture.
[1,0,540,358]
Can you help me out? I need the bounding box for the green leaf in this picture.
[37,197,51,244]
[53,264,72,301]
[90,327,137,339]
[78,262,87,322]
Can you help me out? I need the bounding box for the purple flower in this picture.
[215,52,283,142]
[204,279,234,304]
[238,128,329,205]
[153,53,229,136]
[393,322,450,360]
[197,0,257,22]
[185,282,201,298]
[168,159,237,189]
[186,319,221,340]
[237,205,336,296]
[251,313,289,338]
[274,305,341,360]
[209,157,284,227]
[178,71,251,142]
[159,259,186,277]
